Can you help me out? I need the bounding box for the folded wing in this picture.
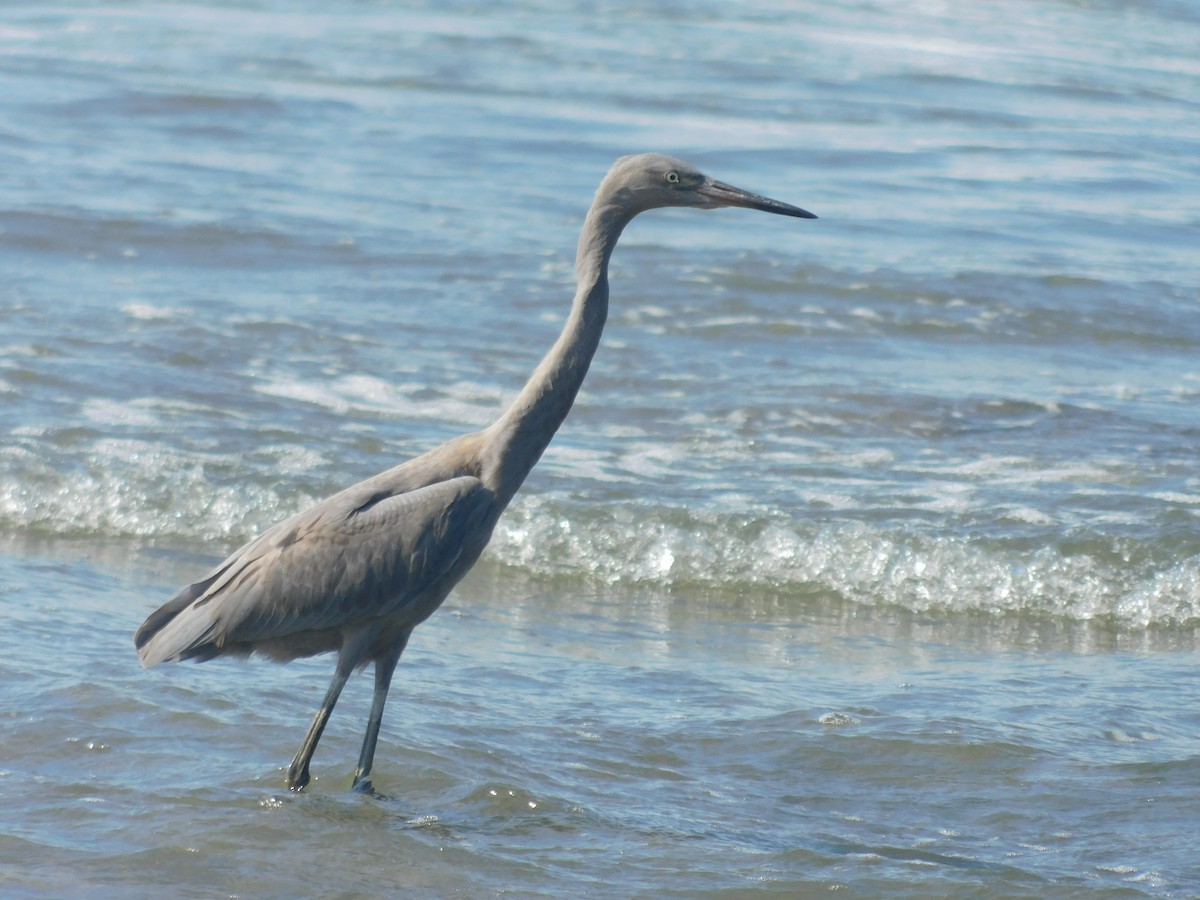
[135,473,493,666]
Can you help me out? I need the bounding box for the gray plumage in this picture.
[134,153,816,792]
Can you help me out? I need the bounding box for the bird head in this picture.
[602,153,816,219]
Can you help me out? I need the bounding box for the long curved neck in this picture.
[481,195,634,504]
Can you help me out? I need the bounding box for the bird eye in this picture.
[665,171,680,184]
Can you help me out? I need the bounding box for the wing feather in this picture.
[135,472,493,666]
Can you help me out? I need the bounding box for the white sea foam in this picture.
[254,374,502,427]
[1149,492,1200,507]
[488,496,1199,626]
[7,428,1189,626]
[998,506,1057,526]
[120,303,178,321]
[81,398,161,427]
[255,379,352,414]
[0,437,297,543]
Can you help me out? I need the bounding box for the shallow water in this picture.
[2,0,1199,896]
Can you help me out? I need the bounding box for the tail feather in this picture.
[134,572,226,667]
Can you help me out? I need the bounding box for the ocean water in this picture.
[2,1,1199,896]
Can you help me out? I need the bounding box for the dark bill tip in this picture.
[701,179,817,219]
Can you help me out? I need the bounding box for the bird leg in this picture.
[351,638,406,793]
[286,650,357,791]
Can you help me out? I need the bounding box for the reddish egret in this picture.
[135,153,816,791]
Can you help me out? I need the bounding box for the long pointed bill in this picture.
[699,179,817,219]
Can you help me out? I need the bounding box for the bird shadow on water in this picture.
[272,766,582,844]
[258,770,446,825]
[258,790,489,854]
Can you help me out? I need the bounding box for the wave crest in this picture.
[491,497,1199,627]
